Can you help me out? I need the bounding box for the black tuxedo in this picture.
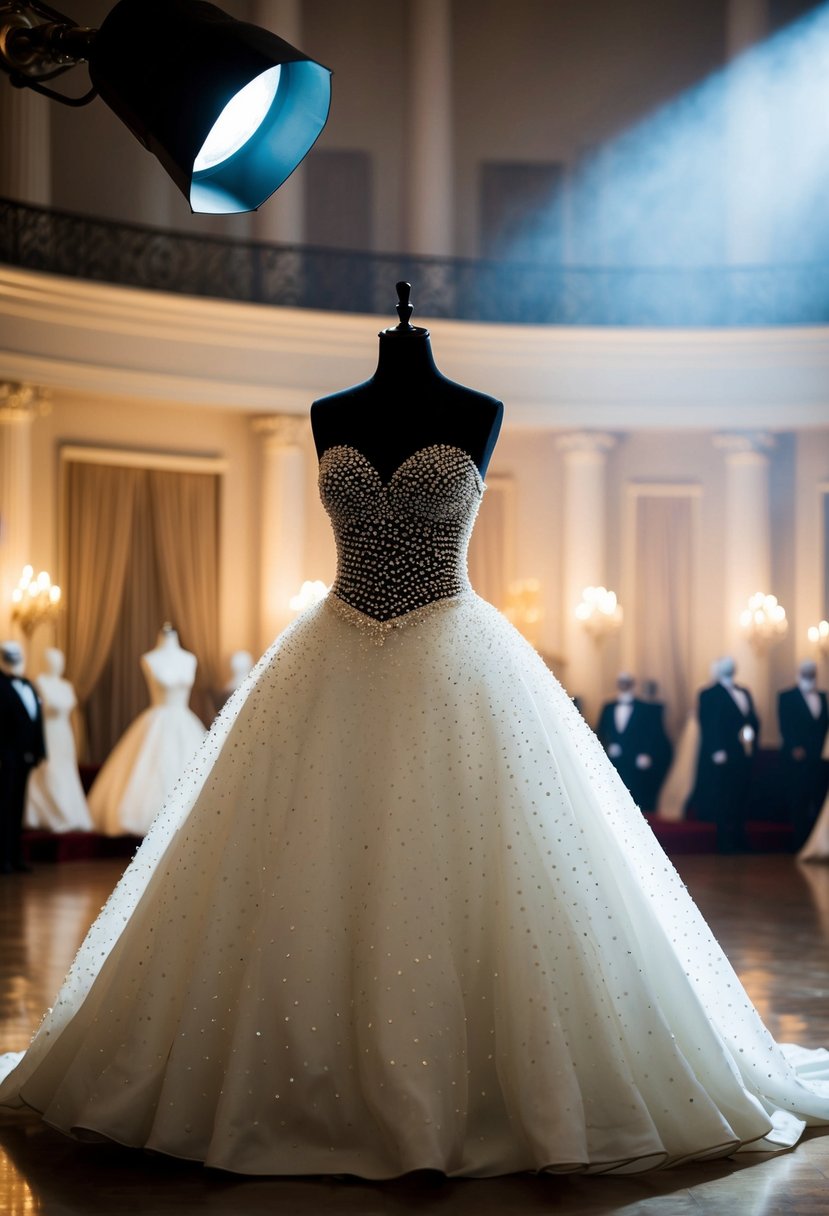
[778,685,829,849]
[596,698,673,812]
[0,671,47,871]
[690,681,759,852]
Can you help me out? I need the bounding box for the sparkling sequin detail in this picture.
[319,444,483,624]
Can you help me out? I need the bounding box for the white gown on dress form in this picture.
[1,442,828,1178]
[798,731,829,861]
[24,675,93,833]
[87,652,206,837]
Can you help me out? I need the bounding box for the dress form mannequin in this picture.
[25,648,93,833]
[140,623,198,700]
[311,282,503,480]
[89,623,205,837]
[225,650,254,694]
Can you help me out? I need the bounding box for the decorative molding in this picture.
[0,380,50,423]
[556,431,617,460]
[251,414,309,447]
[59,445,227,474]
[713,431,776,465]
[1,267,828,429]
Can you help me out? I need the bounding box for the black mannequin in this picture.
[311,282,503,481]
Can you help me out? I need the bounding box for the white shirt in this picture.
[11,677,39,720]
[614,696,634,733]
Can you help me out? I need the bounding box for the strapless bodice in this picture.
[318,443,484,623]
[146,676,195,709]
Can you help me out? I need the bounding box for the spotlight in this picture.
[0,0,332,215]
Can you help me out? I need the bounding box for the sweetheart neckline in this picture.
[317,443,485,492]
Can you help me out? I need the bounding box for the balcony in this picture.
[3,197,828,329]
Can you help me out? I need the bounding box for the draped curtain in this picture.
[633,494,694,741]
[61,457,221,763]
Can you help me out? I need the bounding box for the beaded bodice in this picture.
[319,443,484,624]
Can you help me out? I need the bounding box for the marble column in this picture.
[250,0,306,247]
[405,0,454,256]
[252,414,308,654]
[713,430,775,733]
[0,384,47,639]
[557,432,616,725]
[0,82,51,204]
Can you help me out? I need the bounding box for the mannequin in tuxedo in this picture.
[596,673,673,812]
[0,641,46,872]
[778,660,829,850]
[689,656,760,853]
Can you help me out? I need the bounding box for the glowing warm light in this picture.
[289,579,329,614]
[193,66,282,173]
[808,618,829,655]
[10,565,62,638]
[575,585,623,641]
[505,578,544,648]
[739,592,788,653]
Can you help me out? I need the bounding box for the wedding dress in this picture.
[24,667,93,834]
[87,647,206,837]
[798,732,829,861]
[1,442,829,1178]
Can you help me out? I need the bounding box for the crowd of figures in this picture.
[595,657,829,856]
[2,632,829,870]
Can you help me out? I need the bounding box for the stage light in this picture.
[0,0,332,215]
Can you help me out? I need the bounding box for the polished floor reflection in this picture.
[1,855,828,1216]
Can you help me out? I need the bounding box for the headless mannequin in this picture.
[37,647,76,709]
[225,650,254,693]
[311,282,503,481]
[141,623,197,694]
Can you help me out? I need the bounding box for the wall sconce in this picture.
[289,580,329,614]
[739,591,788,654]
[11,564,61,637]
[808,619,829,657]
[505,578,543,649]
[0,0,331,214]
[575,585,623,642]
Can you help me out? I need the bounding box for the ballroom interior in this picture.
[2,1,829,1212]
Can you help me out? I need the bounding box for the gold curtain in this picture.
[85,476,173,763]
[149,469,222,725]
[468,478,511,611]
[62,459,221,762]
[61,462,142,759]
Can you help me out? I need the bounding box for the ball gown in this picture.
[24,676,93,833]
[87,660,206,837]
[1,442,828,1178]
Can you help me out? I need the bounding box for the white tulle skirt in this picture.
[1,592,828,1177]
[88,704,206,837]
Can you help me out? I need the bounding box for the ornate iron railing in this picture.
[2,197,828,326]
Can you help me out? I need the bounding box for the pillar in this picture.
[0,384,45,639]
[252,414,308,653]
[0,83,51,204]
[713,430,775,733]
[250,0,306,246]
[405,0,454,256]
[557,432,617,725]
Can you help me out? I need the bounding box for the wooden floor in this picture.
[1,854,828,1215]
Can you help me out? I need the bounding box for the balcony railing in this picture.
[2,197,828,327]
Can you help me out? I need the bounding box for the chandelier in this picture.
[739,592,787,653]
[11,565,61,638]
[575,585,623,642]
[808,619,829,657]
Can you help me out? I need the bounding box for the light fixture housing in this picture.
[0,0,332,215]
